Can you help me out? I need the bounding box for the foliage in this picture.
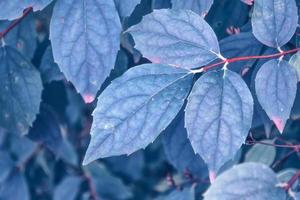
[1,0,300,199]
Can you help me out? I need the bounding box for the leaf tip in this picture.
[209,170,217,183]
[271,116,286,133]
[83,94,95,104]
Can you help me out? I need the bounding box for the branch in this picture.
[0,7,33,39]
[191,48,300,73]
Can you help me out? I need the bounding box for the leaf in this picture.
[171,0,213,17]
[162,111,208,177]
[255,59,297,133]
[84,163,133,200]
[0,0,52,20]
[289,51,300,81]
[0,46,43,135]
[28,104,63,154]
[152,0,172,9]
[83,64,193,164]
[244,140,276,166]
[0,13,37,59]
[277,169,299,190]
[58,139,78,166]
[114,0,141,18]
[204,163,286,200]
[185,69,253,174]
[219,32,263,73]
[156,186,195,200]
[252,0,298,48]
[50,0,122,103]
[0,170,30,200]
[39,46,64,83]
[128,9,221,69]
[54,176,81,200]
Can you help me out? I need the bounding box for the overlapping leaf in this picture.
[255,59,297,133]
[171,0,214,16]
[128,9,221,69]
[252,0,298,48]
[50,0,121,103]
[83,64,193,164]
[185,69,253,174]
[162,111,208,177]
[0,13,37,59]
[0,46,43,135]
[204,163,286,200]
[0,0,52,20]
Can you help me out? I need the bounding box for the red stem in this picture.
[0,7,33,39]
[202,48,300,72]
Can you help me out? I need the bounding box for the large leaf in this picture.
[83,64,193,164]
[204,163,286,200]
[114,0,141,18]
[0,0,52,20]
[0,46,42,135]
[162,111,208,177]
[128,9,221,69]
[185,69,253,174]
[0,13,37,59]
[50,0,121,103]
[252,0,298,48]
[171,0,214,16]
[255,59,297,133]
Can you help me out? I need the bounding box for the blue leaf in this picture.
[83,64,193,164]
[152,0,172,9]
[0,0,52,20]
[0,151,14,183]
[50,0,121,103]
[39,46,64,83]
[54,176,81,200]
[128,9,221,69]
[114,0,141,18]
[252,0,298,48]
[255,59,298,133]
[0,13,37,59]
[289,51,300,81]
[204,163,286,200]
[185,69,253,175]
[84,163,133,199]
[171,0,214,17]
[0,46,43,135]
[162,111,208,177]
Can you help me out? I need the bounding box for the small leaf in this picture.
[252,0,298,48]
[83,64,193,164]
[289,51,300,81]
[0,46,43,135]
[0,0,52,20]
[277,168,299,190]
[114,0,141,18]
[39,46,64,83]
[204,163,286,200]
[244,140,276,166]
[128,9,221,69]
[162,111,208,177]
[171,0,213,17]
[84,163,133,200]
[54,176,81,200]
[50,0,122,102]
[0,13,37,58]
[185,69,253,174]
[58,139,78,166]
[255,59,297,133]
